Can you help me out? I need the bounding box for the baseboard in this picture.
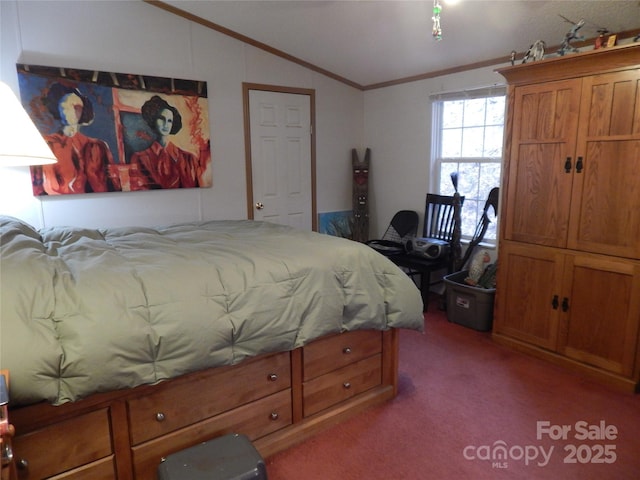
[492,333,639,394]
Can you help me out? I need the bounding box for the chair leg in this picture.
[420,271,430,312]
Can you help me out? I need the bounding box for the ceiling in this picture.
[157,1,640,89]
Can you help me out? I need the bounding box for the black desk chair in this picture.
[366,210,419,256]
[392,194,464,310]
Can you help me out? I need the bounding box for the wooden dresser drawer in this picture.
[48,456,115,480]
[128,352,291,445]
[303,330,382,380]
[303,354,382,417]
[13,409,112,480]
[132,389,292,480]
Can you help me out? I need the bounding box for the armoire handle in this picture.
[564,157,572,173]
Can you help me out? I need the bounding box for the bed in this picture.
[0,216,423,479]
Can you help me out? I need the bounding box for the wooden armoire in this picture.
[494,43,640,392]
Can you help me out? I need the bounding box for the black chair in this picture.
[459,187,499,271]
[366,210,419,256]
[392,194,464,310]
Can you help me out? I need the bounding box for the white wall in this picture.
[363,68,508,238]
[0,0,508,236]
[0,0,363,229]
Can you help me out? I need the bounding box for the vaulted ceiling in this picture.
[151,1,640,89]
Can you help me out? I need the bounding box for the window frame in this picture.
[430,86,506,245]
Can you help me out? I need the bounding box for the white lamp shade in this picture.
[0,81,58,166]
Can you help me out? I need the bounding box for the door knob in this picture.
[255,202,264,210]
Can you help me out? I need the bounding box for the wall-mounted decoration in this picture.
[318,211,352,238]
[17,64,211,195]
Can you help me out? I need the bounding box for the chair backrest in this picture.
[382,210,419,243]
[422,193,465,241]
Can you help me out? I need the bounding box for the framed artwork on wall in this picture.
[318,210,352,238]
[17,64,211,196]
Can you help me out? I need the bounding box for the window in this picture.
[431,87,505,243]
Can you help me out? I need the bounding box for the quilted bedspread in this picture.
[0,216,423,406]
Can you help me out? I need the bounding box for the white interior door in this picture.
[249,89,312,230]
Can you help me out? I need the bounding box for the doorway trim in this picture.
[242,83,317,231]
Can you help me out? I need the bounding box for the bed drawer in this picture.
[128,352,291,445]
[48,456,116,480]
[131,389,292,480]
[303,330,382,380]
[12,409,112,480]
[303,354,382,417]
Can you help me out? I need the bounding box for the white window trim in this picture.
[429,85,506,244]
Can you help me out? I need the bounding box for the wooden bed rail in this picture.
[8,329,400,479]
[0,370,16,480]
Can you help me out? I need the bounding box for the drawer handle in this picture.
[267,373,278,382]
[342,347,352,355]
[562,297,570,312]
[270,412,279,421]
[17,458,29,471]
[1,443,13,466]
[155,412,166,422]
[343,382,352,389]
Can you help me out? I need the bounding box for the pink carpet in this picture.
[266,300,640,479]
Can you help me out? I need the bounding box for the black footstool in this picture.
[157,433,267,480]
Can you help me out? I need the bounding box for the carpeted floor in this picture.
[266,300,640,479]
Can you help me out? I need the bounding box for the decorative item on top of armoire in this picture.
[594,28,610,49]
[522,40,546,63]
[351,148,370,243]
[557,15,585,56]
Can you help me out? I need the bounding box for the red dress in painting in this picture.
[129,141,201,190]
[35,131,115,195]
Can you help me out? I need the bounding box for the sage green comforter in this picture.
[0,216,423,406]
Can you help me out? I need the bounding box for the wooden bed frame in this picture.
[8,328,399,479]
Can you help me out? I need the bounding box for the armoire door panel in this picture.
[494,242,564,350]
[505,143,573,246]
[560,256,640,377]
[515,80,581,141]
[581,70,640,137]
[568,140,640,259]
[504,79,581,247]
